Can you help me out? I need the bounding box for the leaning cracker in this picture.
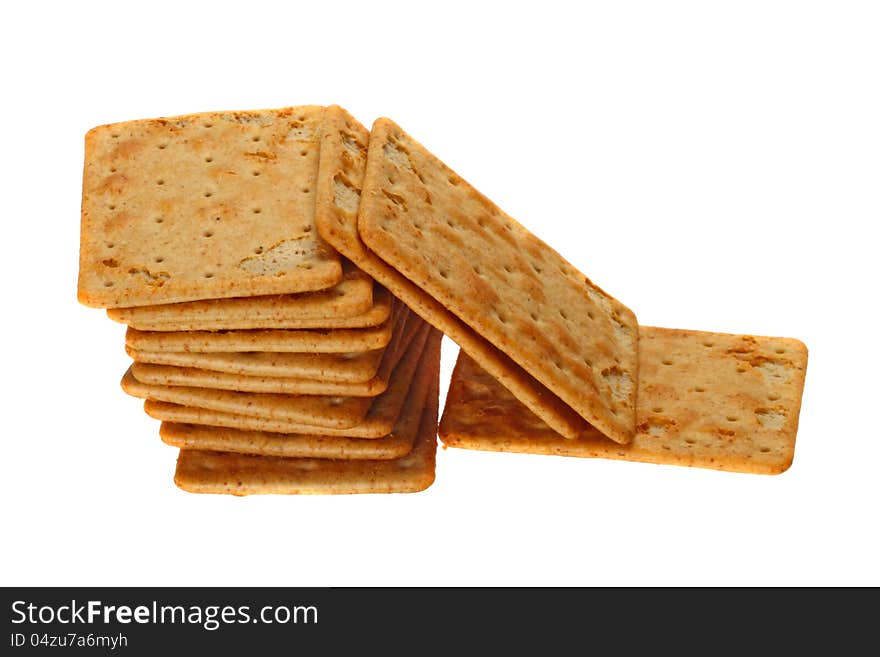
[145,326,436,438]
[79,106,341,308]
[315,105,605,441]
[125,322,393,354]
[160,330,439,459]
[108,262,372,325]
[122,369,372,429]
[439,328,808,475]
[128,308,421,396]
[357,118,638,444]
[123,286,393,331]
[173,361,439,495]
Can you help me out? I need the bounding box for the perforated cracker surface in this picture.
[315,106,601,441]
[439,327,808,474]
[357,118,638,444]
[79,106,341,307]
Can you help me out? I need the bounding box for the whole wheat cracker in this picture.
[121,286,393,331]
[173,360,439,495]
[159,330,439,459]
[315,105,606,441]
[357,118,638,445]
[128,308,421,397]
[107,262,372,325]
[122,368,372,429]
[439,327,808,474]
[124,322,393,354]
[145,326,437,438]
[79,106,341,308]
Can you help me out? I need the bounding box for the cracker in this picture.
[128,348,384,383]
[119,286,393,331]
[144,326,436,438]
[127,300,407,381]
[125,322,393,354]
[122,369,372,429]
[159,330,439,459]
[128,308,421,396]
[172,361,439,494]
[107,262,372,326]
[356,118,638,444]
[131,364,388,397]
[79,106,341,308]
[315,105,606,441]
[439,328,808,474]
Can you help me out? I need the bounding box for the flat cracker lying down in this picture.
[107,262,373,327]
[128,306,421,397]
[144,326,436,438]
[440,327,808,474]
[79,106,341,308]
[123,365,371,429]
[118,286,394,332]
[173,341,440,495]
[315,106,635,443]
[124,321,393,354]
[160,328,439,459]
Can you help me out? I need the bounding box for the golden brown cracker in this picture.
[79,106,341,308]
[117,286,393,331]
[159,334,439,459]
[108,262,372,325]
[144,326,436,438]
[358,118,638,444]
[315,106,610,442]
[439,327,808,474]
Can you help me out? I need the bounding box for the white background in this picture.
[1,1,877,586]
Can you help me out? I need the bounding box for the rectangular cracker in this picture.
[315,105,604,442]
[439,327,808,475]
[128,348,384,384]
[119,286,393,331]
[107,262,372,325]
[127,300,407,381]
[122,368,372,429]
[128,309,422,397]
[79,106,342,308]
[125,322,393,354]
[357,118,638,444]
[173,363,439,495]
[145,326,437,438]
[159,330,439,459]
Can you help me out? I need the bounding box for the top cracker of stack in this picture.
[78,106,340,308]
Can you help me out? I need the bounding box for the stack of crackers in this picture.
[79,104,808,494]
[78,106,440,494]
